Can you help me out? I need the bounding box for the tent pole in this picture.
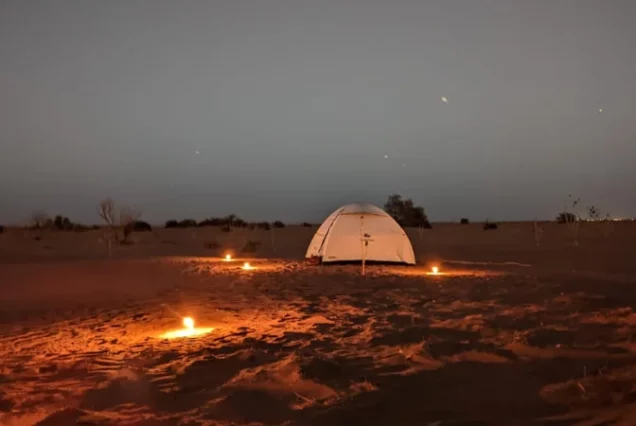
[360,215,366,277]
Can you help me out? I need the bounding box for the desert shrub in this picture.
[128,220,152,232]
[301,222,313,227]
[384,194,431,228]
[233,217,248,228]
[165,219,197,228]
[53,215,74,230]
[241,240,262,253]
[258,222,272,230]
[460,218,469,224]
[179,219,197,228]
[0,225,4,234]
[198,217,224,227]
[165,220,179,228]
[198,215,247,229]
[273,220,286,228]
[556,212,577,224]
[483,222,498,230]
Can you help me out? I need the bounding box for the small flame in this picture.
[224,254,232,261]
[432,266,439,275]
[183,317,194,330]
[242,262,253,270]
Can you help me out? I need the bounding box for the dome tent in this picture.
[305,203,416,265]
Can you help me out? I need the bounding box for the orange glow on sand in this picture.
[425,265,444,276]
[160,317,214,339]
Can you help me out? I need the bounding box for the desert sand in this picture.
[1,221,636,425]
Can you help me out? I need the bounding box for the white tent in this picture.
[305,203,416,265]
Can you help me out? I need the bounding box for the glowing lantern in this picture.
[160,316,214,339]
[242,262,253,270]
[183,316,194,330]
[224,254,232,261]
[432,266,439,275]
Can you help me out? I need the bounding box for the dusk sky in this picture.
[1,0,635,224]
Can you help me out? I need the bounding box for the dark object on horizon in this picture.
[253,222,271,231]
[165,219,178,228]
[483,222,498,230]
[126,220,152,233]
[165,219,197,228]
[53,215,73,230]
[301,222,313,227]
[198,215,247,229]
[460,218,470,224]
[0,225,4,234]
[273,220,286,228]
[384,194,431,228]
[556,212,578,224]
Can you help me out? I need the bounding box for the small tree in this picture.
[557,194,581,246]
[384,194,431,228]
[97,197,142,248]
[120,206,142,243]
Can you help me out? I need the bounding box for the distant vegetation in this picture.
[29,212,96,232]
[97,197,147,245]
[384,194,432,228]
[165,219,197,228]
[483,222,498,230]
[164,214,286,231]
[460,218,469,224]
[0,225,4,234]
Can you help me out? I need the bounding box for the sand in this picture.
[1,221,635,425]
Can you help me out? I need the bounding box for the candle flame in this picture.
[160,316,213,339]
[183,317,194,330]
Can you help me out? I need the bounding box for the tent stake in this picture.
[360,215,366,277]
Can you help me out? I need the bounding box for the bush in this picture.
[384,194,431,228]
[483,222,498,230]
[273,220,286,228]
[198,215,247,229]
[165,219,197,228]
[460,218,469,224]
[252,222,271,231]
[198,217,224,227]
[0,225,4,234]
[556,212,577,224]
[301,222,313,227]
[125,220,152,233]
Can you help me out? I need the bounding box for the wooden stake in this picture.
[360,215,366,277]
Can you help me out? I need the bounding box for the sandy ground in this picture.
[1,222,636,425]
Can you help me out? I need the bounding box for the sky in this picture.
[1,0,635,224]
